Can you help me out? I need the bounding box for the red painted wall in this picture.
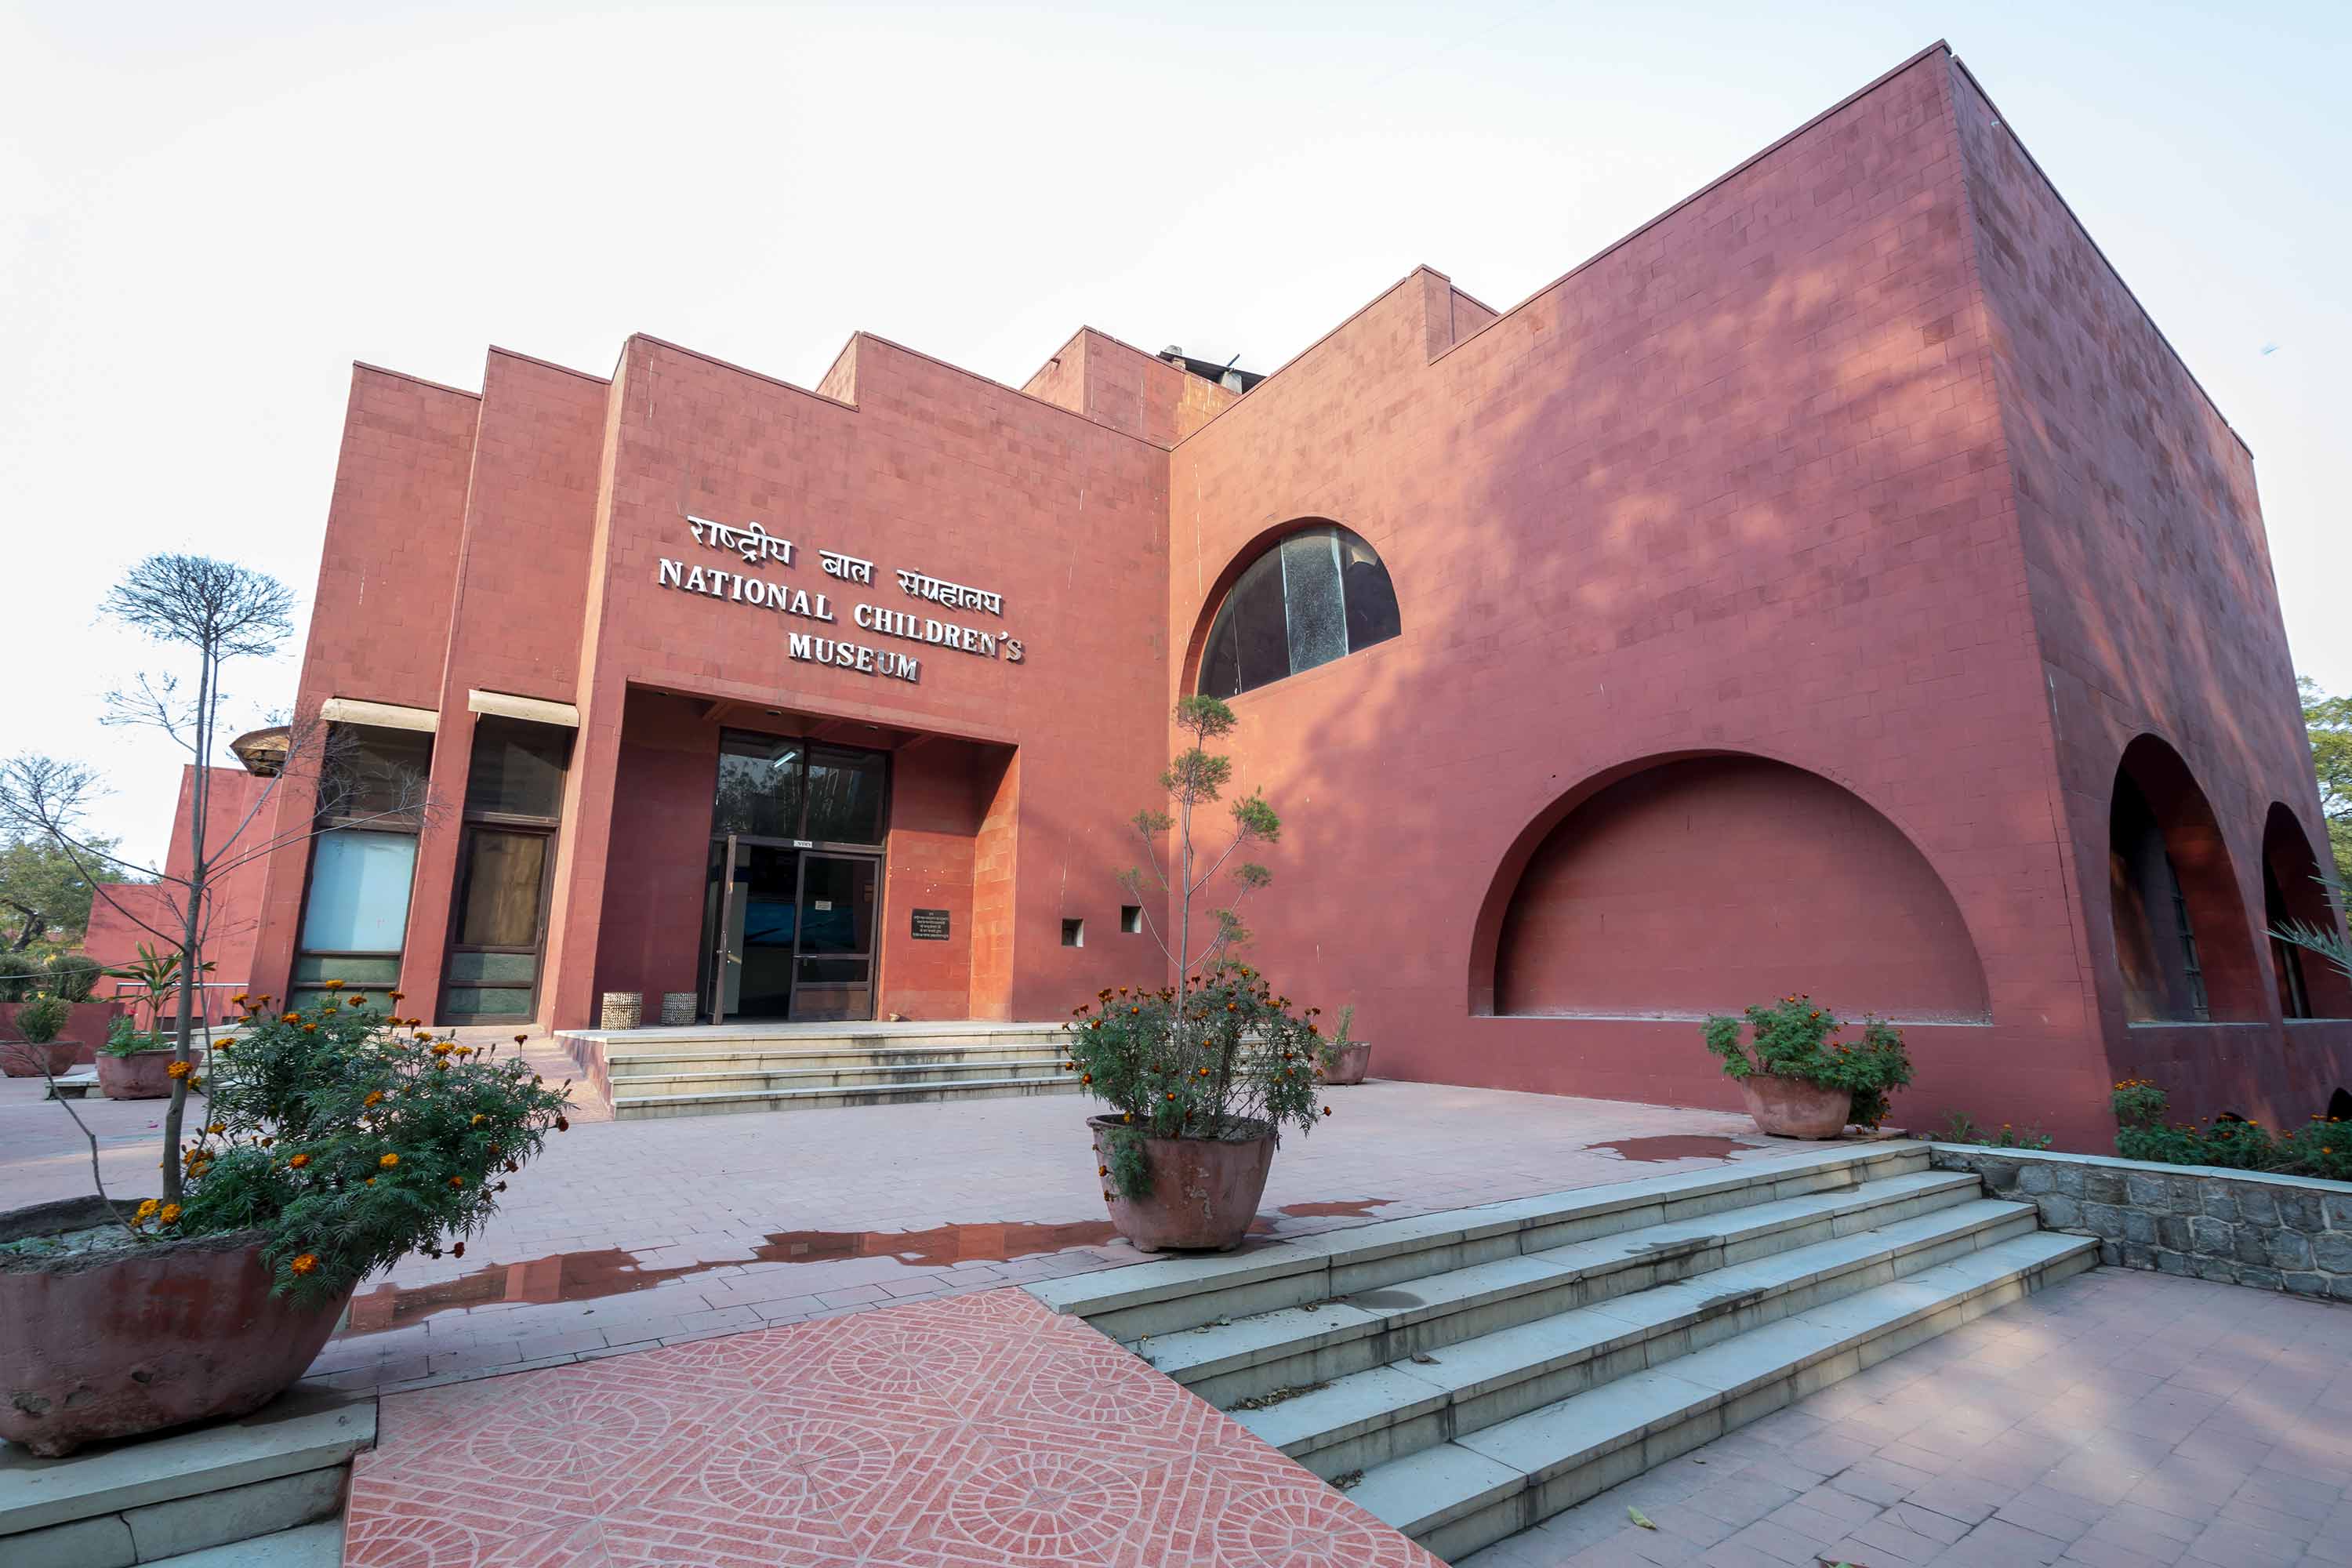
[1497,757,1989,1023]
[1948,64,2352,1126]
[85,766,275,1007]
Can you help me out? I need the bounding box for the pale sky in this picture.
[4,1,2347,871]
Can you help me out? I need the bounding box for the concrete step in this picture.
[568,1021,1068,1053]
[146,1519,343,1566]
[603,1041,1072,1076]
[1028,1142,1932,1341]
[1346,1231,2097,1562]
[0,1388,372,1568]
[611,1073,1086,1120]
[1135,1169,1988,1407]
[1229,1195,2034,1477]
[609,1055,1076,1095]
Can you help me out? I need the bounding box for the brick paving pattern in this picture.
[1458,1269,2352,1568]
[344,1284,1446,1568]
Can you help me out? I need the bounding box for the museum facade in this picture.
[227,45,2348,1145]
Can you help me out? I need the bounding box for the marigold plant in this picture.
[2111,1076,2352,1180]
[154,993,569,1303]
[1702,995,1912,1128]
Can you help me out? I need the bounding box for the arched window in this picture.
[1196,524,1400,699]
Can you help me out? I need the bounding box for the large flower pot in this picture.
[0,1196,356,1457]
[1323,1041,1373,1086]
[98,1051,177,1099]
[0,1040,79,1078]
[1737,1073,1853,1139]
[1088,1115,1276,1253]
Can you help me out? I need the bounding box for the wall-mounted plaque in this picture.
[910,908,950,941]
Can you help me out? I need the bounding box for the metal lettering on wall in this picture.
[654,517,1030,686]
[910,908,950,941]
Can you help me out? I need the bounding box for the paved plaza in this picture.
[344,1284,1446,1568]
[1458,1268,2352,1568]
[0,1056,1802,1396]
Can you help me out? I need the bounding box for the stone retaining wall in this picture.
[1929,1142,2352,1301]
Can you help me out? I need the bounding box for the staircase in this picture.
[557,1020,1079,1120]
[1026,1142,2095,1563]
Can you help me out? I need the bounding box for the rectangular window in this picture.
[292,723,433,1013]
[804,746,887,844]
[1121,905,1143,935]
[1062,918,1084,948]
[464,717,572,819]
[299,830,419,953]
[441,716,570,1025]
[712,730,889,846]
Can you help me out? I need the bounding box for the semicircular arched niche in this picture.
[2260,801,2352,1019]
[1490,755,1991,1022]
[2106,735,2266,1023]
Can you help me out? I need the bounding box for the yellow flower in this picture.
[363,1091,384,1108]
[157,1203,181,1225]
[470,1113,486,1126]
[379,1152,400,1169]
[207,1122,225,1134]
[166,1060,191,1080]
[348,996,367,1008]
[323,979,345,989]
[135,1198,159,1221]
[431,1041,454,1057]
[290,1254,319,1276]
[288,1152,310,1170]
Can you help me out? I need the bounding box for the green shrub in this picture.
[45,953,100,1002]
[2111,1077,2352,1181]
[1937,1111,2054,1150]
[12,992,72,1044]
[1063,962,1328,1197]
[104,1014,172,1057]
[141,992,572,1304]
[1703,996,1913,1128]
[0,951,41,1003]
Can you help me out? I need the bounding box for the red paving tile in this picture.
[346,1285,1443,1568]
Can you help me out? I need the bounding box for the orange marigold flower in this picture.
[448,1176,464,1189]
[207,1122,225,1134]
[348,996,366,1008]
[431,1041,454,1057]
[1323,1105,1333,1117]
[288,1152,310,1169]
[470,1113,486,1126]
[158,1203,181,1225]
[290,1253,320,1276]
[363,1090,384,1107]
[281,1011,301,1024]
[303,1023,317,1033]
[365,1176,376,1186]
[389,991,405,1001]
[379,1152,401,1169]
[323,979,345,989]
[167,1060,192,1080]
[135,1198,159,1221]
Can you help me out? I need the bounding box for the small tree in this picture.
[0,554,429,1208]
[0,831,123,951]
[1118,695,1281,1020]
[2300,677,2352,886]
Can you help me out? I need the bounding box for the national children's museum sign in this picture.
[654,516,1028,685]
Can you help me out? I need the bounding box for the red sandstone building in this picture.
[214,45,2345,1146]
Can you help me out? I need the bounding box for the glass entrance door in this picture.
[791,854,877,1022]
[701,838,879,1024]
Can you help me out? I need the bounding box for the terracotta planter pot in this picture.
[98,1051,178,1099]
[0,1196,356,1457]
[0,1040,79,1078]
[1323,1041,1373,1086]
[1088,1114,1276,1253]
[1737,1073,1853,1139]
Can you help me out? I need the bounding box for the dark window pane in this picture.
[1199,600,1243,699]
[1230,550,1290,695]
[797,857,876,953]
[1281,528,1347,675]
[805,748,886,843]
[317,725,432,825]
[714,733,804,838]
[455,830,548,948]
[1338,528,1402,652]
[465,717,572,818]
